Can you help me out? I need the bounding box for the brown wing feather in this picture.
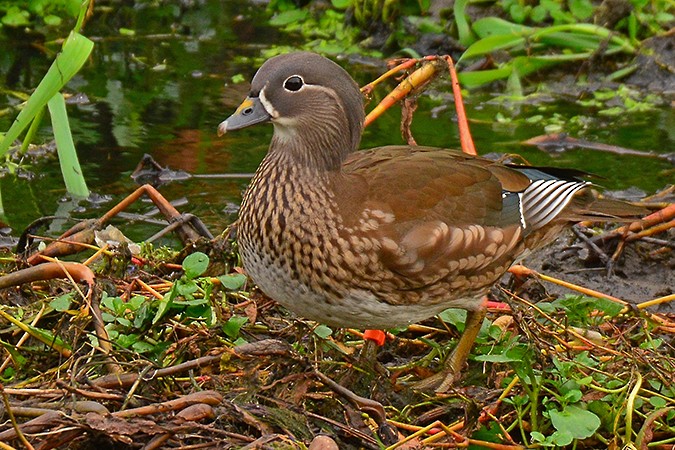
[334,145,528,287]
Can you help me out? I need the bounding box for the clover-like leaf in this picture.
[550,405,600,439]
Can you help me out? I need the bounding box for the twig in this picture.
[0,384,36,450]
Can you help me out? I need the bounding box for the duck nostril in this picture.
[242,107,254,116]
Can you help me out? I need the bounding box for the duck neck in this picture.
[267,106,360,172]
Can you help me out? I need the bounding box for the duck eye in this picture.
[284,75,304,92]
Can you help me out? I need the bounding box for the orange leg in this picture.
[415,305,487,393]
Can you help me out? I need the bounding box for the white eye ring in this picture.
[283,75,304,92]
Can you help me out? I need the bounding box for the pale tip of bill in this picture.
[217,120,228,137]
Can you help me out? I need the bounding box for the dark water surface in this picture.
[1,0,672,243]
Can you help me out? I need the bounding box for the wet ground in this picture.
[523,226,674,313]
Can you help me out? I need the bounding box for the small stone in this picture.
[308,435,339,450]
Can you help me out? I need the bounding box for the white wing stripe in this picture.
[525,181,577,219]
[522,179,589,229]
[524,180,565,208]
[527,185,585,229]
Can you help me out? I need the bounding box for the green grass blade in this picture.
[472,17,532,38]
[20,106,45,154]
[47,93,89,198]
[457,66,512,88]
[0,32,94,157]
[458,34,526,63]
[506,67,523,97]
[531,24,636,53]
[511,56,563,77]
[454,0,474,46]
[536,32,603,51]
[74,0,91,34]
[458,55,564,89]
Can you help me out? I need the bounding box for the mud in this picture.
[521,227,674,314]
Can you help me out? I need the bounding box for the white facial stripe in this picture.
[259,87,279,118]
[259,83,339,124]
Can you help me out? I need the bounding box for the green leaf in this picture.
[592,297,624,317]
[509,3,529,23]
[117,333,140,348]
[475,352,520,363]
[186,304,215,326]
[530,431,546,443]
[101,293,117,311]
[407,16,444,34]
[511,55,562,77]
[505,67,522,97]
[132,341,155,354]
[43,14,62,26]
[557,295,624,321]
[0,32,94,158]
[177,280,199,297]
[531,24,635,53]
[153,288,176,324]
[182,252,209,279]
[549,405,600,439]
[550,430,574,446]
[101,312,115,323]
[640,338,663,350]
[459,34,526,62]
[649,396,667,408]
[47,93,90,198]
[175,298,208,307]
[531,5,549,22]
[128,296,146,311]
[104,295,126,315]
[269,9,309,26]
[134,304,151,328]
[562,389,583,403]
[569,0,594,20]
[27,324,71,353]
[472,17,531,38]
[223,316,248,339]
[454,0,474,46]
[438,308,467,331]
[50,294,73,312]
[535,31,603,51]
[219,273,247,290]
[313,324,333,339]
[475,344,529,363]
[458,67,512,88]
[1,7,30,27]
[331,0,350,9]
[0,339,27,367]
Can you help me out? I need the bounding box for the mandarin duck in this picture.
[218,52,643,391]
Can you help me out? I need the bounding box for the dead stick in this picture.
[0,411,63,442]
[91,353,223,389]
[0,385,36,450]
[0,261,94,289]
[113,390,222,418]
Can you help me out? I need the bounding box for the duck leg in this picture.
[415,305,487,393]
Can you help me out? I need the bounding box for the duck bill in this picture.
[217,96,271,136]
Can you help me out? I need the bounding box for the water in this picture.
[0,0,672,243]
